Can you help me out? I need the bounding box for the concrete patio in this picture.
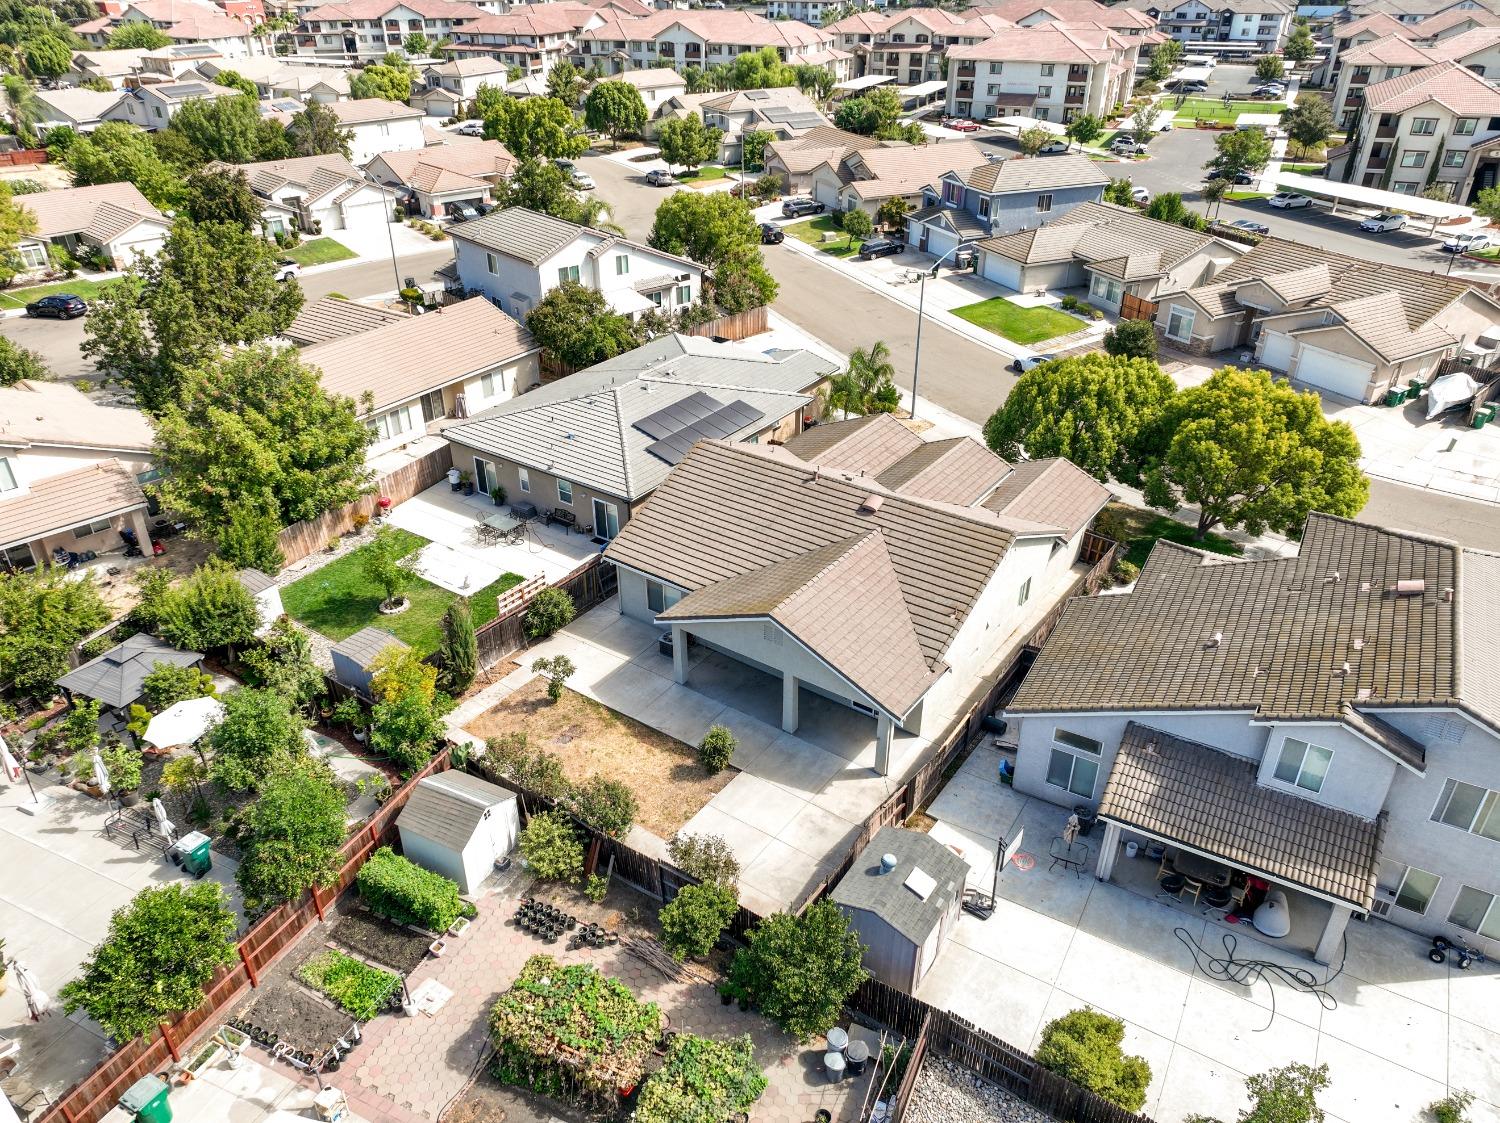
[914,744,1500,1123]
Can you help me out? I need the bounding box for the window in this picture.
[71,518,113,540]
[1455,117,1479,136]
[978,196,990,218]
[1046,729,1101,798]
[557,479,573,505]
[1040,63,1054,76]
[19,242,46,270]
[557,264,580,283]
[486,252,498,274]
[0,457,16,493]
[1379,860,1440,915]
[1393,181,1418,194]
[1273,738,1333,793]
[1066,85,1085,100]
[1017,577,1032,605]
[1036,192,1053,213]
[646,578,682,613]
[987,83,1001,96]
[152,105,162,120]
[1449,885,1500,940]
[989,62,1002,74]
[1037,85,1051,98]
[1431,779,1500,841]
[1035,108,1049,120]
[1410,117,1437,135]
[1089,274,1123,305]
[676,284,691,305]
[1399,151,1426,168]
[943,181,961,205]
[1445,150,1467,167]
[368,407,411,442]
[480,370,500,397]
[1166,305,1194,342]
[615,254,629,275]
[518,466,530,493]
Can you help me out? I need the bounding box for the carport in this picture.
[987,114,1066,137]
[833,74,896,96]
[900,80,946,112]
[1266,172,1473,236]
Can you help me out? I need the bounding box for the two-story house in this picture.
[808,138,989,217]
[905,153,1108,258]
[328,96,428,163]
[220,153,395,237]
[446,206,706,323]
[699,87,829,164]
[102,79,240,130]
[618,66,687,130]
[294,0,484,62]
[1122,0,1293,49]
[15,182,170,274]
[442,3,607,78]
[411,56,510,115]
[576,10,835,77]
[365,139,514,216]
[945,22,1135,124]
[1006,513,1500,966]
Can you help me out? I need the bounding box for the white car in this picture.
[273,259,301,282]
[1011,352,1053,373]
[1037,140,1068,154]
[1131,185,1150,204]
[1443,231,1494,253]
[455,120,484,137]
[1268,192,1311,209]
[1359,212,1407,233]
[570,169,595,190]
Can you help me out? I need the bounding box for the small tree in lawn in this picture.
[524,586,576,638]
[1036,1008,1152,1113]
[728,899,867,1040]
[1018,125,1051,156]
[657,114,721,173]
[1065,113,1102,151]
[698,724,736,773]
[841,207,873,248]
[361,527,411,610]
[1102,318,1158,361]
[439,599,478,694]
[660,882,739,961]
[532,654,576,702]
[584,79,647,147]
[1255,53,1285,82]
[518,810,584,882]
[236,759,347,913]
[60,883,238,1041]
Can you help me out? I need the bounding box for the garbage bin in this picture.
[120,1074,172,1123]
[1384,388,1406,407]
[1073,805,1099,838]
[172,831,212,878]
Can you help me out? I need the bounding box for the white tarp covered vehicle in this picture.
[1425,371,1480,420]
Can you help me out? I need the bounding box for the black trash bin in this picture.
[1073,805,1098,838]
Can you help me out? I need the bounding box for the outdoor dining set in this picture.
[1153,849,1292,938]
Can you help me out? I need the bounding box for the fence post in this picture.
[239,943,259,988]
[312,885,326,921]
[160,1022,180,1063]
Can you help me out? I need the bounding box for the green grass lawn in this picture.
[282,237,357,266]
[1108,507,1244,570]
[281,528,523,655]
[1281,161,1326,174]
[675,165,729,185]
[0,275,116,310]
[950,297,1082,345]
[1174,97,1266,124]
[784,215,864,259]
[1225,190,1269,201]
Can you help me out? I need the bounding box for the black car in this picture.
[858,238,904,260]
[447,201,480,223]
[26,293,87,319]
[759,222,784,245]
[781,197,825,218]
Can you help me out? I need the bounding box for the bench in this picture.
[545,508,576,530]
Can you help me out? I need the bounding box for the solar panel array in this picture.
[635,390,763,464]
[761,108,825,129]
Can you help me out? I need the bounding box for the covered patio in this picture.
[1093,724,1381,965]
[0,460,155,573]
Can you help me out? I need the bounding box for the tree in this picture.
[141,662,216,712]
[794,62,834,102]
[584,79,646,146]
[1284,23,1316,63]
[668,832,740,887]
[1147,38,1182,82]
[1065,113,1102,151]
[286,101,352,159]
[1102,318,1158,361]
[1209,127,1272,179]
[236,760,347,912]
[0,566,109,700]
[494,156,606,224]
[59,883,237,1041]
[107,21,170,49]
[876,195,909,233]
[217,497,286,574]
[1255,53,1285,82]
[360,526,413,608]
[655,113,720,172]
[660,882,738,961]
[729,45,796,91]
[649,189,758,267]
[740,128,772,171]
[23,32,71,79]
[62,121,184,210]
[213,68,258,97]
[1130,102,1159,143]
[1187,1063,1332,1123]
[532,653,576,702]
[1201,175,1230,220]
[0,336,49,387]
[827,340,900,416]
[1476,184,1500,223]
[698,724,736,772]
[206,686,307,790]
[63,698,102,755]
[1104,177,1136,206]
[713,243,778,313]
[727,899,867,1040]
[438,599,477,694]
[403,30,430,56]
[150,346,370,542]
[841,207,872,247]
[350,55,415,102]
[237,617,323,711]
[183,166,259,229]
[518,810,583,881]
[526,281,639,368]
[155,559,260,653]
[169,94,287,165]
[524,586,576,638]
[983,353,1175,482]
[1146,191,1189,224]
[1018,125,1051,156]
[368,646,446,773]
[483,96,588,160]
[1281,95,1333,158]
[1143,366,1368,539]
[545,61,583,106]
[0,181,37,286]
[1036,1009,1152,1113]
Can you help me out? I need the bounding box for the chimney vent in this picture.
[859,494,883,514]
[1338,661,1352,676]
[1324,571,1342,585]
[1442,587,1455,603]
[879,853,898,875]
[1390,579,1425,597]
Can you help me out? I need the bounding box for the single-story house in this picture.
[444,332,839,541]
[831,826,970,993]
[330,98,428,165]
[221,153,395,239]
[236,568,284,637]
[762,125,885,194]
[330,626,407,698]
[396,771,520,894]
[102,79,241,130]
[365,140,516,218]
[56,633,204,711]
[300,296,541,458]
[412,57,512,116]
[809,138,988,218]
[282,296,410,346]
[30,88,123,137]
[15,181,170,274]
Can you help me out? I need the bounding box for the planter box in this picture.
[448,917,471,938]
[429,939,448,957]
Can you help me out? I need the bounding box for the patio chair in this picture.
[1179,876,1204,906]
[1155,855,1178,884]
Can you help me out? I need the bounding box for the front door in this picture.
[592,498,620,540]
[473,457,498,496]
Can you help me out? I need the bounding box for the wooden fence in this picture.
[275,444,454,566]
[683,305,769,341]
[471,554,616,671]
[38,750,453,1123]
[0,149,47,166]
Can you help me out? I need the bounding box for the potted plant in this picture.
[459,470,475,496]
[489,484,507,507]
[448,916,471,938]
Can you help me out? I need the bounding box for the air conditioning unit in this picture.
[676,272,692,281]
[1367,886,1397,918]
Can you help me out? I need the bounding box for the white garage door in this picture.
[983,254,1023,291]
[1259,331,1294,372]
[340,196,390,232]
[1295,344,1374,401]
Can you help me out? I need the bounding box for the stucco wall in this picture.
[446,437,633,534]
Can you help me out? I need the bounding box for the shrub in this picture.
[1059,294,1082,312]
[668,832,740,887]
[531,654,576,702]
[297,950,401,1020]
[512,747,571,800]
[698,724,736,773]
[524,587,575,638]
[727,899,867,1040]
[80,633,115,661]
[331,696,365,729]
[356,846,467,932]
[1112,559,1141,585]
[660,882,738,961]
[584,873,609,903]
[1035,1008,1152,1113]
[634,1033,766,1123]
[102,742,142,792]
[141,662,217,711]
[1431,1090,1475,1123]
[518,811,584,882]
[571,774,637,837]
[1102,318,1157,360]
[235,761,346,912]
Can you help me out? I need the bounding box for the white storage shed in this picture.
[395,771,519,894]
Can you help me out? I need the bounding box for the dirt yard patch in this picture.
[464,678,735,837]
[235,945,363,1060]
[330,910,432,974]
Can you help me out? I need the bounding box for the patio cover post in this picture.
[671,625,689,685]
[1314,903,1353,966]
[874,714,894,777]
[1095,820,1121,881]
[781,673,800,734]
[126,507,154,554]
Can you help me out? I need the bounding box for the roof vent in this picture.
[1442,586,1455,603]
[1204,631,1224,650]
[1356,688,1372,701]
[1390,579,1426,597]
[904,867,937,902]
[1338,661,1352,676]
[1352,638,1365,651]
[859,493,883,515]
[1360,581,1371,593]
[1324,571,1342,585]
[879,853,898,874]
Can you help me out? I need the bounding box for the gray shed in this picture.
[55,633,203,710]
[236,568,284,638]
[395,771,520,894]
[330,627,408,698]
[831,826,970,993]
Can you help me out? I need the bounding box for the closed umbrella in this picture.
[91,749,111,796]
[11,960,50,1021]
[151,797,176,841]
[1062,813,1080,846]
[0,736,19,784]
[143,697,225,750]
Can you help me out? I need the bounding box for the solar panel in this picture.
[633,390,725,439]
[745,89,770,100]
[643,399,764,464]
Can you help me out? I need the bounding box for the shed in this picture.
[55,633,203,710]
[830,826,969,993]
[236,568,284,639]
[395,771,519,893]
[330,626,408,698]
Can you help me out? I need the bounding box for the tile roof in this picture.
[220,153,367,202]
[18,181,164,240]
[957,153,1109,194]
[579,9,831,48]
[398,771,515,851]
[163,12,252,39]
[1259,262,1332,304]
[329,98,426,125]
[54,632,202,709]
[453,1,601,35]
[1098,724,1383,909]
[447,205,699,273]
[1459,548,1500,730]
[0,381,154,454]
[1414,6,1500,36]
[982,457,1109,539]
[909,202,991,239]
[283,296,409,346]
[947,21,1125,62]
[1339,32,1440,65]
[32,88,122,123]
[617,67,685,89]
[0,460,149,552]
[846,139,988,200]
[831,826,970,944]
[371,139,516,187]
[1308,290,1457,363]
[301,297,537,414]
[782,413,924,475]
[1421,23,1500,58]
[426,56,511,77]
[875,436,1012,507]
[1361,59,1500,115]
[974,0,1155,29]
[302,0,480,20]
[1336,10,1413,39]
[978,200,1219,271]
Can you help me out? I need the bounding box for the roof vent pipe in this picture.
[1205,631,1224,649]
[1338,661,1352,676]
[1442,587,1455,603]
[1352,638,1365,651]
[880,853,898,874]
[1324,571,1341,584]
[1390,579,1426,597]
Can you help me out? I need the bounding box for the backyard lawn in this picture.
[0,275,116,310]
[950,297,1081,345]
[1103,504,1244,570]
[282,237,357,266]
[1174,97,1265,124]
[465,680,736,836]
[281,529,523,655]
[785,215,864,259]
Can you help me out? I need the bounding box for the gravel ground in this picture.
[905,1058,1056,1123]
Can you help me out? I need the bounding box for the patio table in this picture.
[1048,836,1090,878]
[480,510,526,545]
[1172,850,1232,888]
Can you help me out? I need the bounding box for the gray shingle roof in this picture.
[831,826,969,944]
[397,771,515,852]
[958,153,1109,194]
[331,626,408,670]
[55,633,202,709]
[446,206,698,274]
[1099,723,1382,909]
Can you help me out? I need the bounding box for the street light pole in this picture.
[910,240,972,422]
[384,189,403,297]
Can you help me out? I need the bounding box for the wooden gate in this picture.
[1119,293,1158,322]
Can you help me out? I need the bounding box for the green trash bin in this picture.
[1385,388,1407,407]
[120,1074,172,1123]
[172,830,212,878]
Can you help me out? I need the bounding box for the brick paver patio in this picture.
[352,882,877,1123]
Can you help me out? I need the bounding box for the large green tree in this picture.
[22,31,71,78]
[1281,95,1333,157]
[526,280,639,368]
[0,336,50,386]
[155,558,260,654]
[648,189,757,267]
[286,100,353,159]
[350,52,415,101]
[207,686,308,791]
[107,21,170,49]
[59,883,238,1041]
[494,157,608,225]
[82,221,304,412]
[483,96,588,160]
[168,94,289,165]
[1208,128,1273,178]
[151,345,372,542]
[236,759,347,912]
[727,900,867,1041]
[63,121,185,209]
[0,179,38,286]
[182,166,260,229]
[655,114,720,172]
[983,352,1175,481]
[583,79,646,146]
[0,565,110,700]
[1142,366,1368,539]
[1284,23,1316,63]
[545,61,583,106]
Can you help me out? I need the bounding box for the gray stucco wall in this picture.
[985,183,1105,238]
[447,439,634,538]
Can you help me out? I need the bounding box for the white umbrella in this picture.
[0,736,19,784]
[151,797,176,841]
[1062,813,1080,846]
[143,697,226,750]
[91,749,111,796]
[11,960,49,1021]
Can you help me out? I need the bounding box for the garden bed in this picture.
[464,679,735,836]
[297,949,402,1021]
[330,909,433,974]
[235,945,363,1060]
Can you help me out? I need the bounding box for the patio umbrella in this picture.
[143,697,225,749]
[91,749,111,796]
[11,959,50,1021]
[0,736,19,784]
[151,796,176,841]
[1062,813,1080,846]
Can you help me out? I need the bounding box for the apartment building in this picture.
[764,0,875,27]
[576,10,834,76]
[826,9,1012,86]
[1331,26,1500,128]
[443,3,609,76]
[976,0,1156,40]
[294,0,485,61]
[1122,0,1293,49]
[945,22,1136,124]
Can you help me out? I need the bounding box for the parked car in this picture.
[946,119,980,132]
[1443,231,1494,253]
[569,169,595,190]
[1179,80,1208,94]
[645,168,675,186]
[446,201,480,224]
[1111,137,1148,155]
[1010,352,1053,373]
[273,259,301,282]
[1268,192,1311,209]
[1227,218,1269,235]
[24,293,87,318]
[1359,212,1407,233]
[858,238,904,260]
[1037,140,1068,154]
[759,222,784,244]
[782,197,825,218]
[552,158,576,174]
[455,120,485,137]
[1131,185,1151,204]
[1250,85,1286,99]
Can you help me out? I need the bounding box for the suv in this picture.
[447,201,480,224]
[1359,212,1407,233]
[1111,137,1148,155]
[455,120,485,137]
[25,293,87,318]
[759,222,784,244]
[781,197,825,218]
[857,238,904,260]
[645,168,675,186]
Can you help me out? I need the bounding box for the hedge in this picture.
[356,846,467,932]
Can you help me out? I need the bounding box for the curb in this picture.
[1359,460,1500,508]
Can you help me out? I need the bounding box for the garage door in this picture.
[983,254,1024,291]
[340,196,389,232]
[1259,331,1294,372]
[1295,344,1374,401]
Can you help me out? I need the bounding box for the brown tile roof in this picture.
[283,297,409,346]
[782,413,924,475]
[0,460,148,551]
[1361,60,1500,115]
[957,153,1109,194]
[1422,23,1500,58]
[330,98,426,125]
[1415,6,1500,36]
[373,139,516,187]
[1337,10,1413,39]
[1098,724,1383,909]
[1309,291,1457,363]
[977,0,1154,29]
[983,457,1109,539]
[1259,263,1332,304]
[846,140,988,201]
[18,182,163,240]
[1339,32,1439,66]
[947,20,1125,62]
[876,437,1012,507]
[978,201,1218,271]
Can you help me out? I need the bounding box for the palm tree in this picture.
[828,341,899,417]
